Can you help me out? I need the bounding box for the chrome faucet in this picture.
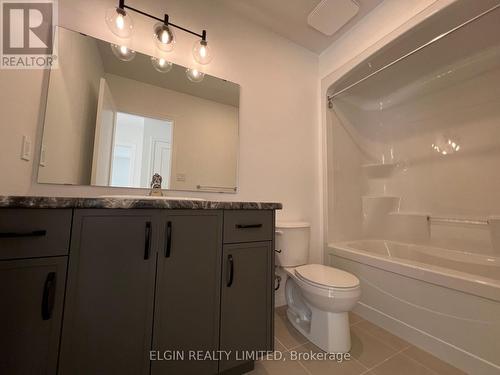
[149,173,163,196]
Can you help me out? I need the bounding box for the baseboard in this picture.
[354,302,500,375]
[275,297,286,307]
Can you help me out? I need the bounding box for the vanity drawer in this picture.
[223,210,273,243]
[0,209,72,260]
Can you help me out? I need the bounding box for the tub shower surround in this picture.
[326,2,500,374]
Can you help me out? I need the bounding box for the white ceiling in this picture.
[217,0,383,54]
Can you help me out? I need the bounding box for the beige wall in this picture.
[0,0,322,262]
[105,73,238,191]
[38,27,104,185]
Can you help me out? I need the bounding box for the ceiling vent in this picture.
[307,0,360,36]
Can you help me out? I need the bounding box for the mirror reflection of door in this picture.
[151,139,172,187]
[109,112,173,188]
[91,80,173,189]
[91,78,116,186]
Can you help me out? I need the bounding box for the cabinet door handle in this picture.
[235,224,263,229]
[165,221,172,258]
[42,272,56,320]
[0,230,47,238]
[226,254,234,287]
[144,222,152,260]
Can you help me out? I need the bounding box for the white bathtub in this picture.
[331,240,500,301]
[327,240,500,375]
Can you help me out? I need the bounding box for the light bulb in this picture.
[151,56,173,73]
[110,44,136,61]
[186,68,204,83]
[105,7,134,38]
[192,40,213,65]
[153,23,175,52]
[116,14,124,29]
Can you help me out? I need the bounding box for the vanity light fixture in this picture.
[105,4,134,38]
[151,56,173,73]
[106,0,213,64]
[186,68,205,82]
[110,44,136,61]
[192,30,213,65]
[153,18,176,52]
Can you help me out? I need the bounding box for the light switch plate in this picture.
[21,136,31,161]
[39,144,47,166]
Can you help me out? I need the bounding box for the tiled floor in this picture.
[246,307,466,375]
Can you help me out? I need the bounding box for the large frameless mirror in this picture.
[37,26,239,193]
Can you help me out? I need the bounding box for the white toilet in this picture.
[276,222,361,353]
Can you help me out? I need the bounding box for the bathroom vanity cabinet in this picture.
[220,242,273,371]
[220,211,274,372]
[151,211,223,375]
[0,200,279,375]
[0,209,71,375]
[59,210,158,375]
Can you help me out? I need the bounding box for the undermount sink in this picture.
[100,195,206,201]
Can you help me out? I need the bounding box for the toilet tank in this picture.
[275,222,310,267]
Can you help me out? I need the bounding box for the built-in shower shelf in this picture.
[362,162,396,177]
[362,162,396,168]
[362,195,399,199]
[389,211,429,217]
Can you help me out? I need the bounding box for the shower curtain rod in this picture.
[326,2,500,103]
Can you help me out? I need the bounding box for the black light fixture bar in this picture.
[118,0,205,39]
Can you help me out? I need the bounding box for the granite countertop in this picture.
[0,196,282,210]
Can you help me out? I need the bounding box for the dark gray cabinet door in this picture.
[151,211,223,375]
[219,241,273,371]
[59,210,157,375]
[0,256,67,375]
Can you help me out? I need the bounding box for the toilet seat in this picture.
[294,264,360,290]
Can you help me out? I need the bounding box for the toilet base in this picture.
[287,306,351,353]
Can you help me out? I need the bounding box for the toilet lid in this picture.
[295,264,359,289]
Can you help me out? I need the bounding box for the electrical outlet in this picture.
[21,136,31,161]
[176,173,186,182]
